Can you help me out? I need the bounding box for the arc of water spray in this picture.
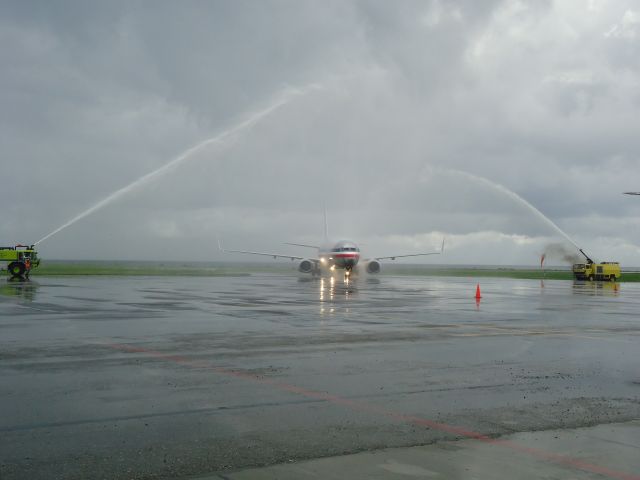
[432,167,581,250]
[35,84,322,246]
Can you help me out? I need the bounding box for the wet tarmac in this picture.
[1,274,639,479]
[209,421,640,480]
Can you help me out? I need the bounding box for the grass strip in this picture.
[19,262,640,282]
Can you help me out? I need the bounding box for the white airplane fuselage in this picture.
[318,240,361,271]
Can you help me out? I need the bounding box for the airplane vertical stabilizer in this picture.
[323,205,329,242]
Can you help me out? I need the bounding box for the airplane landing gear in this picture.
[344,268,352,282]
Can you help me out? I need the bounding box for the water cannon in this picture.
[579,249,594,265]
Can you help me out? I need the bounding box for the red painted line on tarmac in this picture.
[106,343,640,480]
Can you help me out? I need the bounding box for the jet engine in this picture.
[366,260,381,274]
[298,259,314,273]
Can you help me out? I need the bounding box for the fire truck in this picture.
[572,249,621,282]
[0,244,40,278]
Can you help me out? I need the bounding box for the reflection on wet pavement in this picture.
[1,274,639,480]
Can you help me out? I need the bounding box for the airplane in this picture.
[623,192,640,195]
[218,210,444,278]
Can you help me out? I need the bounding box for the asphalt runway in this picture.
[1,274,639,479]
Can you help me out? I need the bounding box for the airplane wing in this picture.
[218,239,305,261]
[373,238,445,261]
[284,242,319,249]
[624,192,640,195]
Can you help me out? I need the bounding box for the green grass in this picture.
[31,262,250,277]
[383,266,640,282]
[18,261,640,282]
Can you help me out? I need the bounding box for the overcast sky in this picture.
[2,0,640,266]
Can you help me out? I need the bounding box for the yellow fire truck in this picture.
[572,249,621,281]
[0,244,40,278]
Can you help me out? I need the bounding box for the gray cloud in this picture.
[1,0,640,266]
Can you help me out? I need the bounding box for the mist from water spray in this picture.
[542,242,582,264]
[435,167,581,250]
[35,84,322,246]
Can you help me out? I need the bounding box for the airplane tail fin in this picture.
[323,205,329,242]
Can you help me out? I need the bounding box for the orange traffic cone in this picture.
[475,283,482,300]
